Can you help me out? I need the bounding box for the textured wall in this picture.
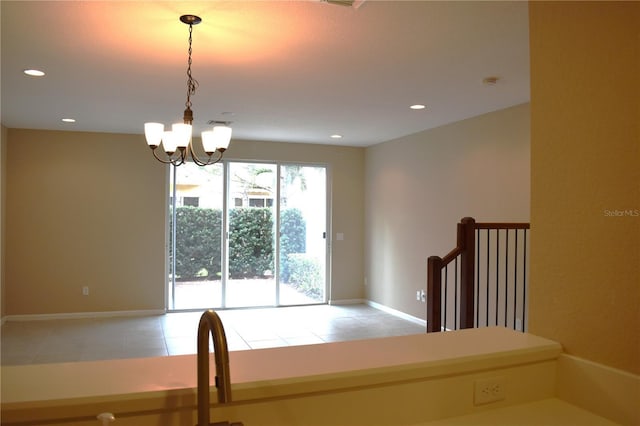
[529,1,640,374]
[364,104,531,319]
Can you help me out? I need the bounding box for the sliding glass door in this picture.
[168,161,327,310]
[226,162,278,307]
[168,162,224,310]
[279,165,327,305]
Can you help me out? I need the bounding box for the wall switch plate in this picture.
[82,286,89,296]
[416,290,421,301]
[474,377,505,405]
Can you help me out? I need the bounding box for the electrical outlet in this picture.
[474,377,505,405]
[82,286,89,296]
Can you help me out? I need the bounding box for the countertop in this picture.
[1,327,562,423]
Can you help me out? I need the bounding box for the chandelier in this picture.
[144,15,231,166]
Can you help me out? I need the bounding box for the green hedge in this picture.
[228,208,274,278]
[286,253,323,300]
[170,206,307,282]
[279,208,306,283]
[171,206,222,280]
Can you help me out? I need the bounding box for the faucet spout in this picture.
[197,310,232,426]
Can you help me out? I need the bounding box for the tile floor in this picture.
[0,304,425,366]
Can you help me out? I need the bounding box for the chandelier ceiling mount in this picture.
[180,14,202,25]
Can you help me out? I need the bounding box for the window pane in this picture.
[279,165,327,305]
[227,162,277,307]
[169,162,223,310]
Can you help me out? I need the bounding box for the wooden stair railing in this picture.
[427,217,530,333]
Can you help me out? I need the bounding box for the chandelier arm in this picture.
[188,143,207,166]
[206,150,225,165]
[174,147,187,166]
[151,147,186,166]
[189,144,224,166]
[151,147,176,164]
[204,151,224,166]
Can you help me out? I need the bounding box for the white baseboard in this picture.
[3,309,165,322]
[327,298,426,328]
[328,298,365,306]
[366,300,427,327]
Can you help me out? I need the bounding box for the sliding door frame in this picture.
[166,160,331,311]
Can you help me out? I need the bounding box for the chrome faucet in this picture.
[197,310,237,426]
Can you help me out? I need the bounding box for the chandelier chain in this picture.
[185,23,199,111]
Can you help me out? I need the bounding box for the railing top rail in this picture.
[429,218,529,270]
[441,246,463,265]
[474,222,530,230]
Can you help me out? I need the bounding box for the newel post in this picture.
[426,255,442,332]
[459,217,476,328]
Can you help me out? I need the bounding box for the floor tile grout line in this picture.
[1,305,425,365]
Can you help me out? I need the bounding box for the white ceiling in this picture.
[1,1,530,147]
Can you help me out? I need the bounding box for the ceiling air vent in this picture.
[325,0,354,6]
[322,0,366,9]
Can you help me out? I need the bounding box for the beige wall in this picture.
[364,104,531,319]
[529,2,639,375]
[3,130,364,316]
[5,130,167,315]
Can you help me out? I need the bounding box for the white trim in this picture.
[3,310,165,322]
[328,298,365,306]
[366,300,427,327]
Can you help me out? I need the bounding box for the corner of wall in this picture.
[1,125,7,321]
[557,354,640,426]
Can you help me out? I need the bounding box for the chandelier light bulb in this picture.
[172,123,192,148]
[212,125,232,150]
[162,131,178,154]
[201,130,217,154]
[144,122,164,148]
[202,125,232,153]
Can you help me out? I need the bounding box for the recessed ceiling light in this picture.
[410,104,426,110]
[330,134,343,139]
[24,69,45,77]
[61,118,76,123]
